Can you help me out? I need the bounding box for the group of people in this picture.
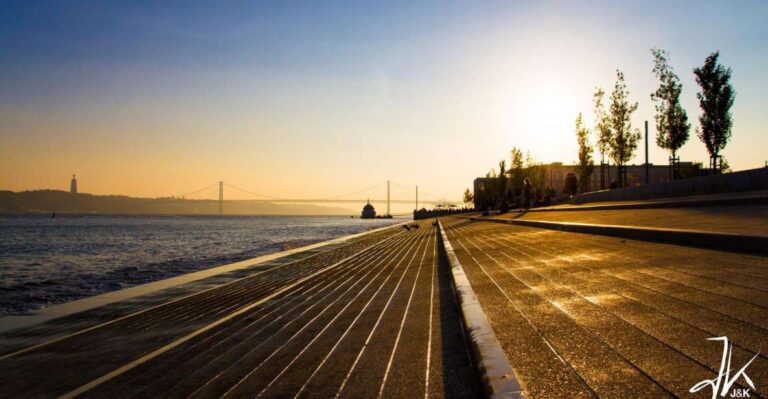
[413,207,473,220]
[518,172,582,212]
[478,169,629,215]
[518,180,556,210]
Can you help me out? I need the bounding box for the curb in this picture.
[437,219,523,399]
[470,217,768,255]
[534,193,768,213]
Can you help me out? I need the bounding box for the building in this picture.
[542,161,707,193]
[70,174,78,194]
[361,200,376,219]
[473,162,708,209]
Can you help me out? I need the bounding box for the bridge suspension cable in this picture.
[223,183,278,199]
[323,181,387,200]
[175,180,460,205]
[389,181,457,202]
[177,182,218,198]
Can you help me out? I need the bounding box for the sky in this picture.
[1,0,767,210]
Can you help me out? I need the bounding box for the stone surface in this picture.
[442,217,768,398]
[0,222,478,398]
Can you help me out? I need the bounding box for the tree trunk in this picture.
[671,150,676,180]
[600,154,606,190]
[713,151,720,174]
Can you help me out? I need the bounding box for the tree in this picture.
[524,152,547,193]
[498,159,508,211]
[463,188,474,205]
[693,51,735,173]
[593,87,612,188]
[510,148,524,170]
[575,113,595,192]
[651,48,690,179]
[721,157,732,173]
[483,168,497,210]
[508,147,525,195]
[608,70,641,187]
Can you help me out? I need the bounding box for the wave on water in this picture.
[0,214,401,315]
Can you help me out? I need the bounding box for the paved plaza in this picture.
[441,216,768,398]
[2,203,767,398]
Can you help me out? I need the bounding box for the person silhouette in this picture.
[520,178,532,212]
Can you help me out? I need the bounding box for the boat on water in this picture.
[360,201,393,219]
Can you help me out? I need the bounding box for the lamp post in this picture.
[645,120,649,184]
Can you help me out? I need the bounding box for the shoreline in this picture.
[0,220,405,334]
[0,212,370,217]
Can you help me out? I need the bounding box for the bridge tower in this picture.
[387,180,390,216]
[218,181,223,216]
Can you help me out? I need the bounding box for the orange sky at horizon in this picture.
[2,2,767,206]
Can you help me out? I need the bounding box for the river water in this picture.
[0,214,403,315]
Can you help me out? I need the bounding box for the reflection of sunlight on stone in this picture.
[547,251,604,264]
[514,230,554,239]
[506,262,534,271]
[584,293,623,305]
[552,254,581,264]
[572,250,611,262]
[535,258,562,268]
[528,281,547,291]
[537,300,559,314]
[548,297,583,312]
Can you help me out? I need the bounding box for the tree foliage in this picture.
[608,70,641,186]
[510,148,524,170]
[524,152,547,191]
[592,87,612,163]
[575,113,595,192]
[693,51,735,171]
[508,147,525,193]
[651,48,690,159]
[498,160,507,193]
[463,188,474,205]
[497,159,508,210]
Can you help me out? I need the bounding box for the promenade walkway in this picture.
[4,202,767,399]
[441,216,768,398]
[0,222,478,398]
[498,205,768,236]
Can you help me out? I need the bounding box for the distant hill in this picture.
[0,190,356,216]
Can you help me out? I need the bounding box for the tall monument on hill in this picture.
[70,174,77,194]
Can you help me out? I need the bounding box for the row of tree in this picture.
[575,49,735,188]
[465,147,551,210]
[464,49,736,208]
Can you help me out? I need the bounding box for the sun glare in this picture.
[508,75,584,164]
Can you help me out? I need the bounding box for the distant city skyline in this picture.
[2,1,767,204]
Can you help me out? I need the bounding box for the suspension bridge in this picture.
[175,180,463,215]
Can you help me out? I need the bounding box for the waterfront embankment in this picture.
[0,220,479,398]
[0,215,403,316]
[3,194,767,398]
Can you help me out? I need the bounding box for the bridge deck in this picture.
[441,217,768,398]
[0,222,477,398]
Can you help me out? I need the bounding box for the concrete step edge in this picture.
[471,217,768,255]
[534,193,768,212]
[437,219,523,399]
